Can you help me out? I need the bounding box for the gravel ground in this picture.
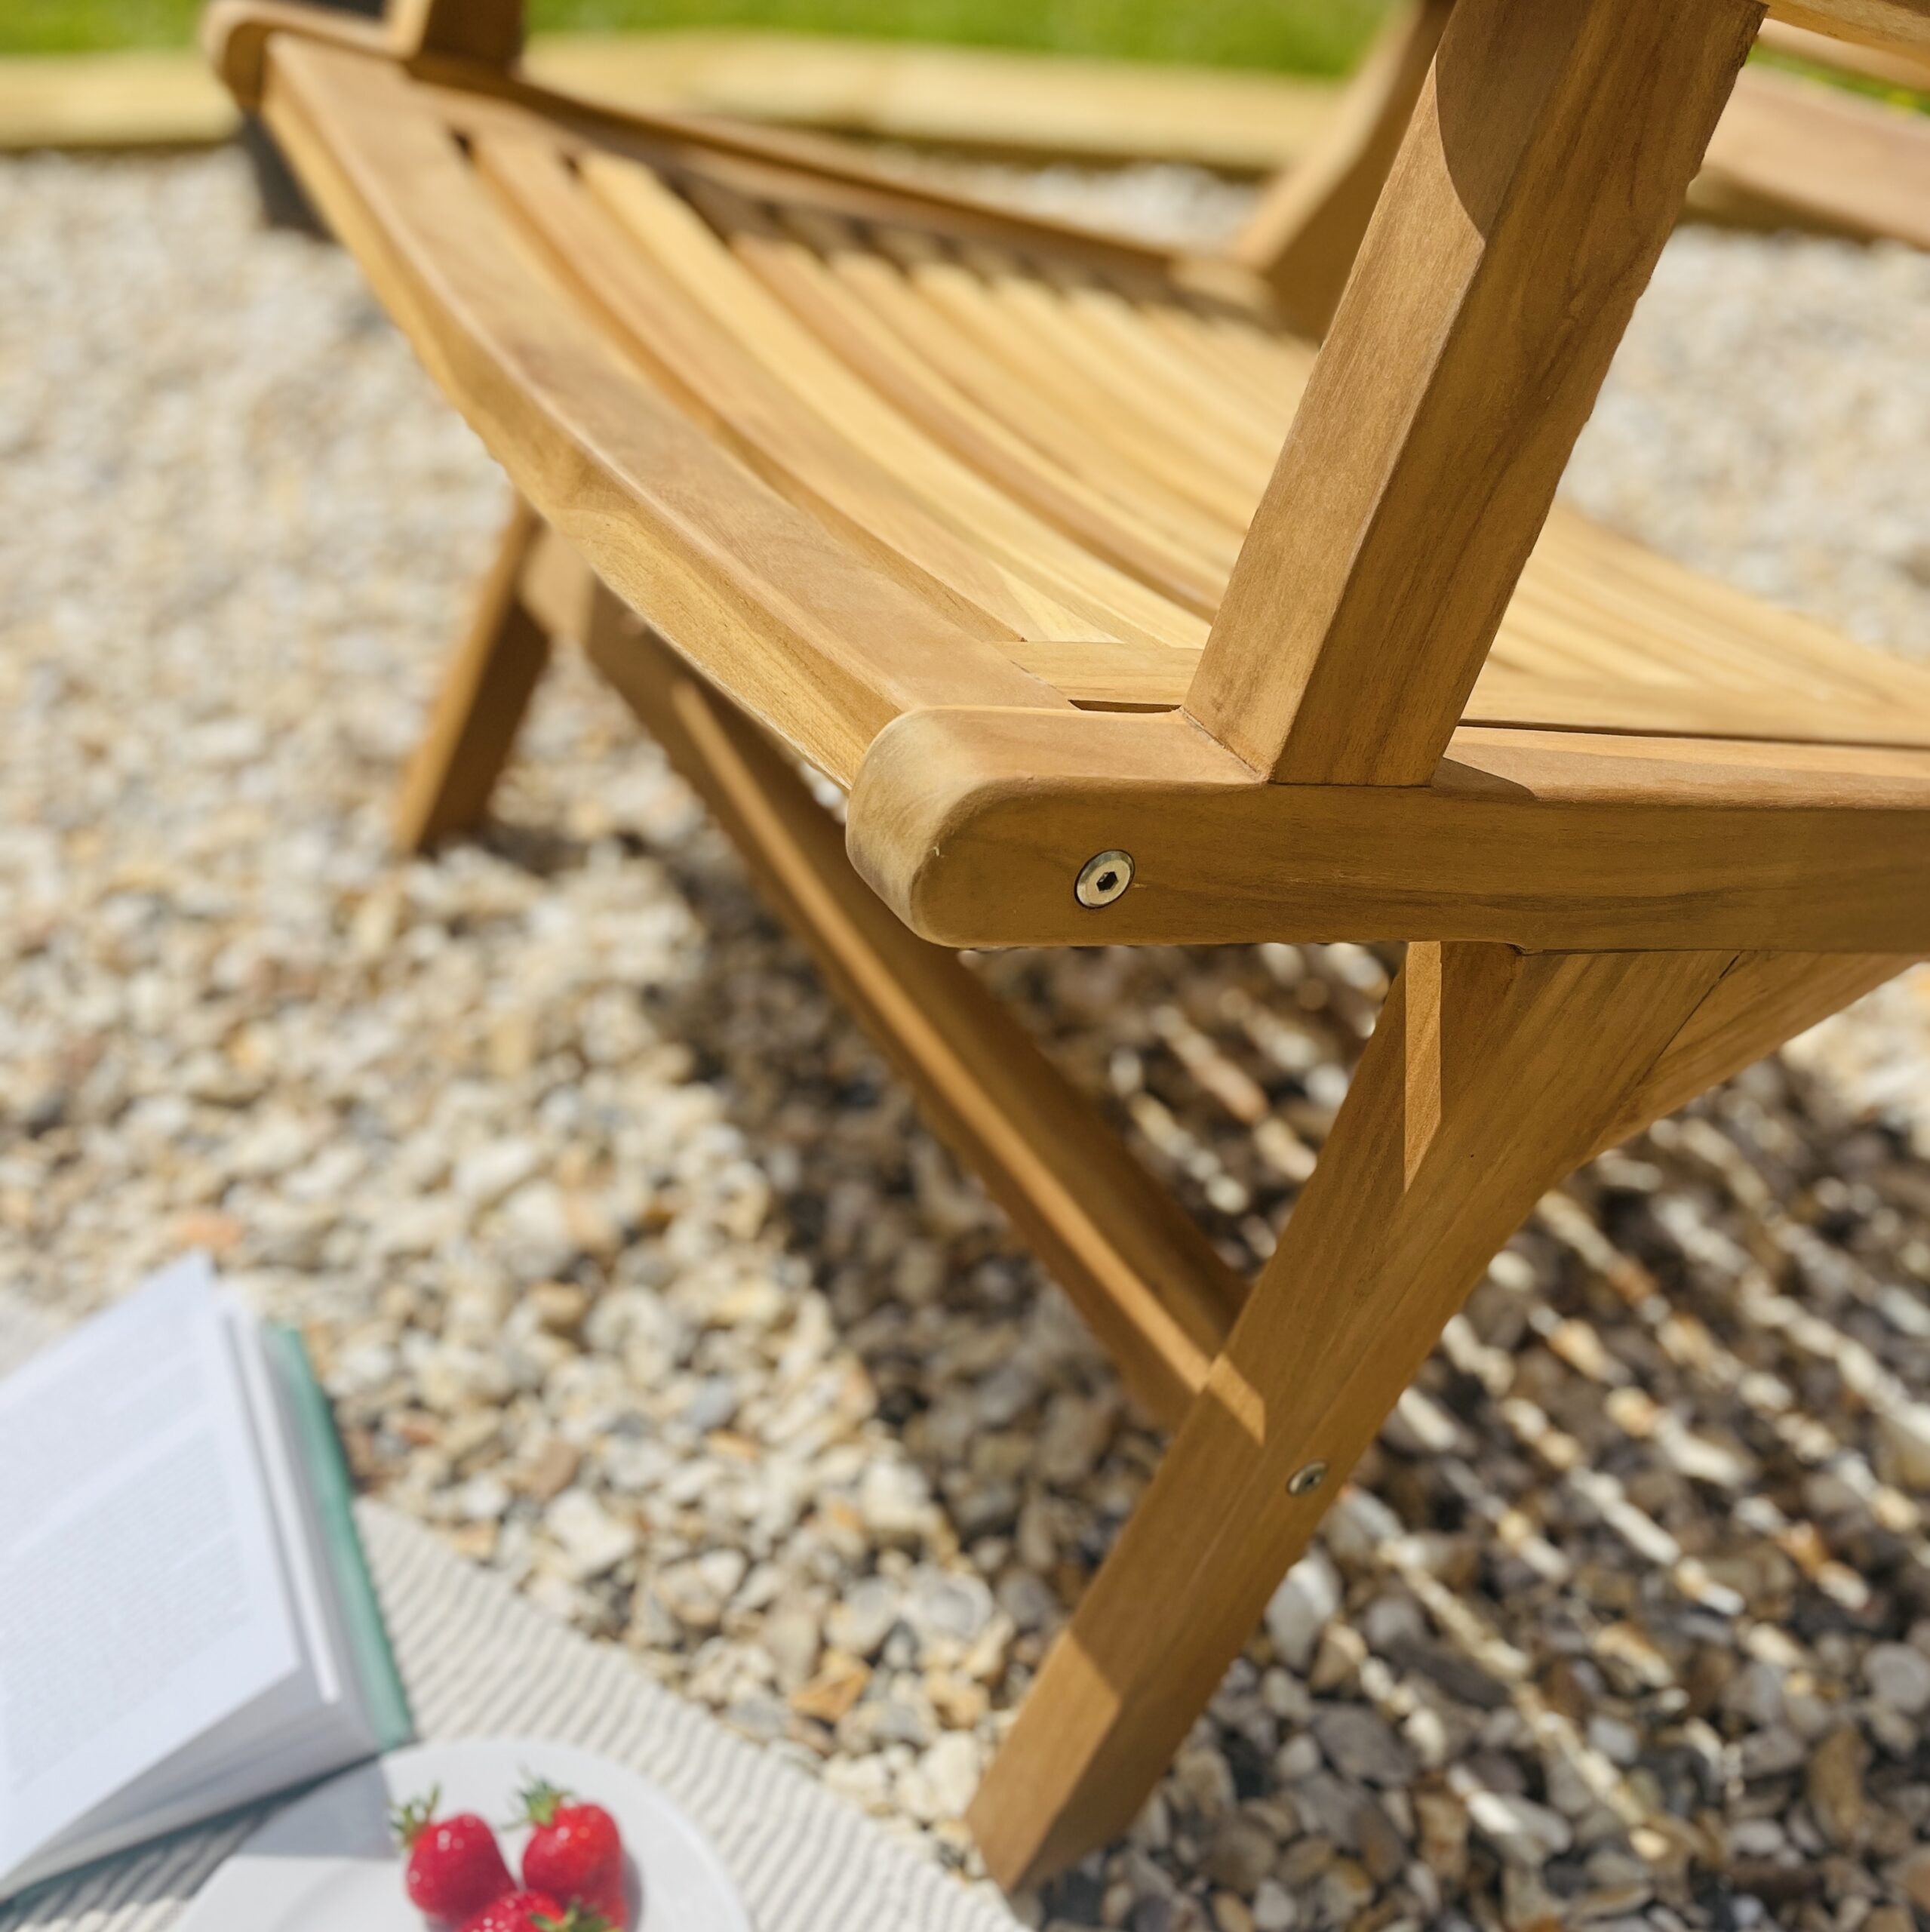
[4,149,1930,1932]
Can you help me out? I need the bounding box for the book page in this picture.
[0,1257,302,1884]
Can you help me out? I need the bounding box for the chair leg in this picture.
[969,940,1740,1890]
[393,499,552,852]
[579,595,1249,1426]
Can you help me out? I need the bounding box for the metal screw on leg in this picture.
[1286,1460,1329,1497]
[1074,849,1135,909]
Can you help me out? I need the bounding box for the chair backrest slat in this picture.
[1185,0,1763,786]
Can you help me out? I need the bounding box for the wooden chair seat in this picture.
[212,0,1929,1894]
[263,38,1930,766]
[238,29,1930,965]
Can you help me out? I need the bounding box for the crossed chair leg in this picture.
[400,502,1910,1890]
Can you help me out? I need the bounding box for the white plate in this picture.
[177,1738,751,1930]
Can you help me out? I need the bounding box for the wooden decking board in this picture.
[0,50,237,151]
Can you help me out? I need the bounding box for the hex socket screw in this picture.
[1286,1460,1329,1497]
[1074,849,1135,909]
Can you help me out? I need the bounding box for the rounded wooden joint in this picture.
[844,706,1258,952]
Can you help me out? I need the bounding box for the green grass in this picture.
[0,0,1392,72]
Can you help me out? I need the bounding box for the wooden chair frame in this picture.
[210,0,1930,1890]
[1234,0,1930,334]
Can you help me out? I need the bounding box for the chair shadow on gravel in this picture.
[622,806,1930,1909]
[454,755,1930,1912]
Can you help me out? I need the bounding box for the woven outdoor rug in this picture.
[0,1297,1020,1932]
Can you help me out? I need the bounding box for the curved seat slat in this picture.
[577,155,1211,652]
[686,182,1232,616]
[478,131,1108,647]
[779,208,1252,568]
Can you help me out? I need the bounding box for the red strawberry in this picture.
[392,1787,514,1922]
[460,1892,610,1932]
[515,1779,628,1928]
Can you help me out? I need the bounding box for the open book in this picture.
[0,1255,410,1901]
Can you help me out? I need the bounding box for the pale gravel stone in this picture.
[1264,1549,1342,1674]
[1464,1791,1573,1869]
[1864,1641,1930,1717]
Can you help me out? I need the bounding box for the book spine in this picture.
[263,1324,413,1752]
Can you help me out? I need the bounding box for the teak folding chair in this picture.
[210,0,1930,1890]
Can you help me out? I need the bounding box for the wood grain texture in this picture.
[1006,664,1930,747]
[580,595,1247,1426]
[1769,0,1930,55]
[573,155,1209,651]
[694,184,1237,608]
[1232,0,1455,337]
[393,499,552,849]
[479,132,1099,645]
[1757,13,1930,85]
[847,707,1930,954]
[970,943,1735,1886]
[1188,0,1764,786]
[263,42,1064,790]
[1593,949,1919,1155]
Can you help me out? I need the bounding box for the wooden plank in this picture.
[1701,63,1930,249]
[872,228,1269,529]
[204,0,395,110]
[1593,949,1917,1155]
[796,214,1249,561]
[478,131,1112,646]
[1036,263,1305,463]
[845,706,1930,954]
[703,185,1228,602]
[577,156,1210,651]
[1757,14,1930,86]
[1532,511,1930,707]
[416,57,1197,282]
[0,51,237,152]
[1769,0,1930,57]
[394,500,552,849]
[970,942,1735,1886]
[963,247,1285,485]
[579,591,1247,1426]
[525,29,1338,171]
[1232,0,1457,337]
[1465,669,1930,748]
[1186,0,1765,786]
[1018,638,1930,746]
[262,42,1064,790]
